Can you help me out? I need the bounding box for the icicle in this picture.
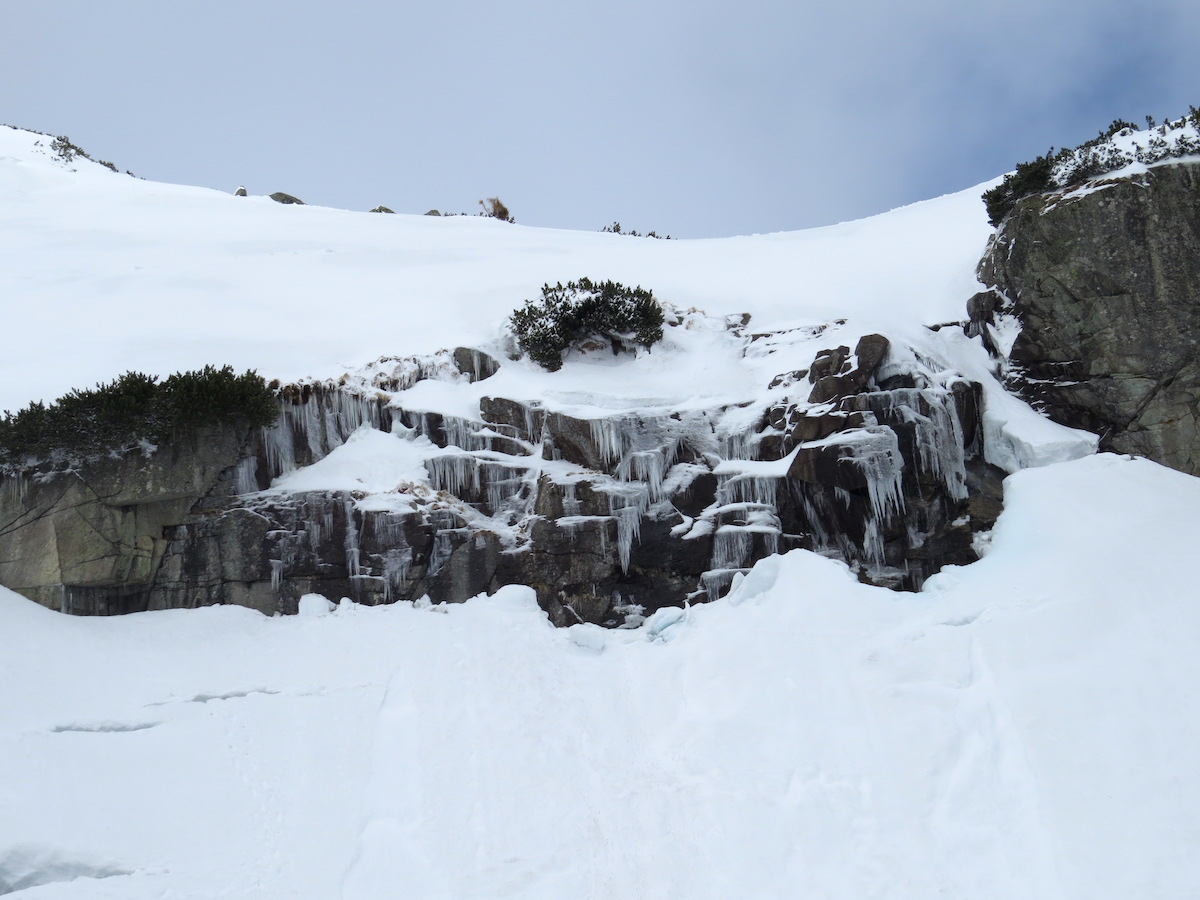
[427,509,460,576]
[793,484,831,549]
[699,568,745,600]
[848,427,905,524]
[719,430,753,461]
[428,532,453,576]
[425,453,480,498]
[862,519,886,567]
[270,559,285,592]
[375,511,409,545]
[562,483,580,516]
[715,473,779,508]
[482,462,527,517]
[600,482,650,573]
[343,499,361,577]
[0,473,28,508]
[234,456,258,494]
[915,388,968,500]
[301,398,324,460]
[525,405,541,445]
[262,413,296,478]
[873,387,968,501]
[382,547,411,601]
[589,418,627,468]
[443,416,488,451]
[616,449,669,501]
[712,527,754,570]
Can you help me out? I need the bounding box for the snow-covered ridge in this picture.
[0,123,992,416]
[1050,113,1200,187]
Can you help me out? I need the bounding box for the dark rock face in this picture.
[0,427,252,614]
[1,335,1005,624]
[978,163,1200,476]
[452,347,500,382]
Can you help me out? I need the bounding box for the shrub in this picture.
[0,366,278,468]
[479,197,515,223]
[982,151,1055,226]
[510,278,665,371]
[983,109,1200,226]
[600,221,673,239]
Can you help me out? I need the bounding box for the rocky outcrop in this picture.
[978,162,1200,476]
[1,330,1005,624]
[269,192,305,205]
[0,427,252,614]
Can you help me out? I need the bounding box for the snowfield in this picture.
[2,125,1198,898]
[0,124,988,414]
[3,455,1199,899]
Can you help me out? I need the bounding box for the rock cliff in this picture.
[0,320,1004,624]
[977,161,1200,476]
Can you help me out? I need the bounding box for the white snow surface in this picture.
[2,126,1196,897]
[3,454,1199,898]
[0,123,1094,472]
[2,123,986,414]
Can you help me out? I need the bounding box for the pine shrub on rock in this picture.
[982,108,1200,226]
[0,366,278,468]
[510,278,665,371]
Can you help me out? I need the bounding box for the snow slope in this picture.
[2,124,987,413]
[2,454,1199,898]
[0,124,1094,475]
[2,126,1196,897]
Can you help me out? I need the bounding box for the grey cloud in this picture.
[1,0,1194,237]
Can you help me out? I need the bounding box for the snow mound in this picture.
[1,454,1198,898]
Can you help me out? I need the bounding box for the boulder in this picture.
[452,347,500,382]
[848,334,890,387]
[978,162,1200,475]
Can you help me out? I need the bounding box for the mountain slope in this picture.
[2,123,988,413]
[2,125,1198,898]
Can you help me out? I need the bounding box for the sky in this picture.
[3,0,1198,238]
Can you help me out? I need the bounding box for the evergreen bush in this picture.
[982,109,1200,226]
[0,366,278,468]
[510,278,665,371]
[600,221,673,239]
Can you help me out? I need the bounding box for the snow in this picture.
[2,125,1199,897]
[2,455,1199,898]
[268,424,435,496]
[0,123,988,417]
[931,328,1098,472]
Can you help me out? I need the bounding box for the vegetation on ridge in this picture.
[983,107,1200,226]
[600,221,673,239]
[0,366,278,468]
